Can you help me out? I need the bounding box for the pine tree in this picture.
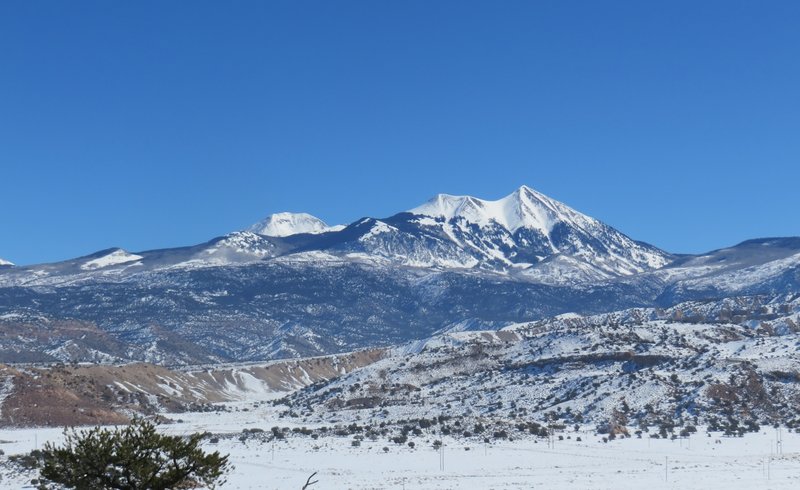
[38,418,231,489]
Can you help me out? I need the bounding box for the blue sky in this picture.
[2,1,799,265]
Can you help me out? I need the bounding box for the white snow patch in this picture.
[81,249,143,270]
[248,212,339,237]
[409,185,580,234]
[358,221,397,241]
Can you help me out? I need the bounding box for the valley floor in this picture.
[210,432,800,490]
[1,403,798,490]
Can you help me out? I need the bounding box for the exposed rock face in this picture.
[0,349,385,427]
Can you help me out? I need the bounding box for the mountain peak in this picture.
[248,212,338,237]
[408,185,589,234]
[0,257,13,266]
[404,185,670,274]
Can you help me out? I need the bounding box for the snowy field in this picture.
[204,430,800,489]
[1,403,798,489]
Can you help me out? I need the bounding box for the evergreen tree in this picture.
[38,418,230,489]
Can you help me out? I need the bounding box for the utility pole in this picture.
[767,456,771,480]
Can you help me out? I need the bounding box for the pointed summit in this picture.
[407,185,671,274]
[0,257,13,266]
[504,185,599,234]
[248,212,340,237]
[409,185,592,234]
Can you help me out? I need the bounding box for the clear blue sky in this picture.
[2,1,799,265]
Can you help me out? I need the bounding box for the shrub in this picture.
[391,435,408,445]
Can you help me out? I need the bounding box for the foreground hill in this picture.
[0,349,384,427]
[1,294,797,431]
[283,293,800,432]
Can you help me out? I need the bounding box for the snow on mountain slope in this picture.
[173,231,280,269]
[403,185,671,276]
[308,185,670,278]
[284,294,800,429]
[0,187,797,366]
[0,186,671,283]
[335,217,481,269]
[512,254,616,284]
[0,257,12,266]
[680,251,800,290]
[81,249,143,270]
[411,184,577,234]
[652,238,800,303]
[248,212,341,237]
[286,321,800,429]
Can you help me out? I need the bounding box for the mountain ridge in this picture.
[0,185,674,282]
[0,185,798,365]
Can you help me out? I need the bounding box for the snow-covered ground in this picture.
[213,432,800,490]
[1,403,798,489]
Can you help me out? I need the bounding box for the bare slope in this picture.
[0,349,384,427]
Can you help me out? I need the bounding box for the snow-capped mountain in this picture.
[0,185,797,365]
[0,257,12,267]
[0,186,797,436]
[247,212,341,237]
[0,186,671,283]
[314,185,671,280]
